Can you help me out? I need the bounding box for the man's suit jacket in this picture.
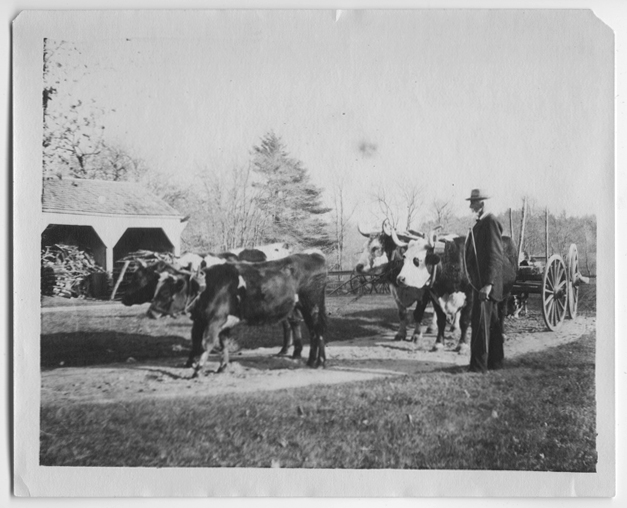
[466,212,506,302]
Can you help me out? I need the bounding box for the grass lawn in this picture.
[40,333,596,470]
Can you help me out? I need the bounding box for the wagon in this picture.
[510,205,590,331]
[326,270,390,296]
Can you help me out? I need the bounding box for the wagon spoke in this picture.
[556,298,565,315]
[546,266,554,292]
[549,300,556,325]
[545,297,554,321]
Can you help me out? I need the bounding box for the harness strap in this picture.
[429,261,437,288]
[463,230,482,294]
[184,271,206,314]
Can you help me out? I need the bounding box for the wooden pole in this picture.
[110,260,130,300]
[517,198,527,262]
[509,208,514,238]
[545,207,549,262]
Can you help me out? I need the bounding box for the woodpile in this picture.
[41,244,107,298]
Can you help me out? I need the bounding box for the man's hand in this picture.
[479,284,493,302]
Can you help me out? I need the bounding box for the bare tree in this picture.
[400,183,424,231]
[372,186,400,228]
[197,163,267,252]
[370,181,424,231]
[330,179,357,270]
[431,198,454,231]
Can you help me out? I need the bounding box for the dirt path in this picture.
[41,315,595,405]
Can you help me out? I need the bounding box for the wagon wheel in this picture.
[349,271,366,295]
[541,254,568,331]
[373,278,389,294]
[366,275,376,294]
[566,244,579,319]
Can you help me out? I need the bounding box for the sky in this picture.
[47,9,613,225]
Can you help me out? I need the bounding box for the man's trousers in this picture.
[469,294,504,373]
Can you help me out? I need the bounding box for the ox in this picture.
[121,244,301,359]
[148,252,328,375]
[395,231,519,344]
[355,221,443,346]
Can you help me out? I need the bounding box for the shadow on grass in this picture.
[41,332,191,370]
[433,333,596,376]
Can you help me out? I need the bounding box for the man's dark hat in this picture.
[465,188,490,201]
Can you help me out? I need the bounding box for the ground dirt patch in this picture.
[41,294,595,405]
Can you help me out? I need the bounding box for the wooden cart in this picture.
[510,203,589,331]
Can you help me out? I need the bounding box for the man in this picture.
[465,189,506,373]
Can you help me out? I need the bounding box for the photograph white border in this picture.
[8,1,623,503]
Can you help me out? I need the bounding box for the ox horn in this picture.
[382,219,393,236]
[428,226,443,247]
[357,223,374,238]
[390,227,408,247]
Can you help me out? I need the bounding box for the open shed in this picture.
[41,178,188,272]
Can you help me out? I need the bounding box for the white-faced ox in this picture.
[355,222,447,348]
[392,231,473,350]
[148,252,328,376]
[395,231,519,344]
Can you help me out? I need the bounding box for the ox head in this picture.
[355,220,428,275]
[355,220,396,274]
[121,260,176,306]
[147,268,205,319]
[395,229,442,289]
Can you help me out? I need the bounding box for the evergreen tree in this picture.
[251,132,332,250]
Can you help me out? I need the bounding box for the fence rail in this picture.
[326,270,390,296]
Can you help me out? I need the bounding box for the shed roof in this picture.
[42,178,183,218]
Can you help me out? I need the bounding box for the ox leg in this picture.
[276,320,293,356]
[290,310,304,360]
[300,290,327,369]
[431,306,447,351]
[191,319,224,378]
[214,315,240,373]
[394,305,409,341]
[451,311,461,334]
[426,304,436,334]
[410,296,429,343]
[454,293,473,353]
[314,296,327,368]
[216,329,231,373]
[186,319,206,368]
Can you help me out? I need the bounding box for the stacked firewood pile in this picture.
[41,244,107,298]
